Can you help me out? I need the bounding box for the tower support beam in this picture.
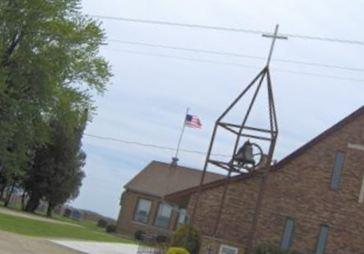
[190,25,286,253]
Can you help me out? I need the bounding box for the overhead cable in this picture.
[91,15,264,35]
[85,133,230,158]
[105,48,364,83]
[92,15,364,46]
[108,39,364,72]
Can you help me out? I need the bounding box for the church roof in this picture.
[124,160,224,197]
[166,105,364,202]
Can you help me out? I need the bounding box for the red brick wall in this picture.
[188,114,364,254]
[256,114,364,253]
[188,176,263,253]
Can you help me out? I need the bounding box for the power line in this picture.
[84,133,230,158]
[108,39,364,73]
[274,69,364,83]
[91,15,264,35]
[284,33,364,46]
[106,48,257,69]
[105,48,364,83]
[92,15,364,46]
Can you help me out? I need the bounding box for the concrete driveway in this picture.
[0,230,82,254]
[53,240,139,254]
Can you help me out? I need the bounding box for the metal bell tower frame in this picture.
[190,25,286,249]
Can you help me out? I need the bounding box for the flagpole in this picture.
[172,107,189,165]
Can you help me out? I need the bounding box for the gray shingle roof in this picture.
[124,161,224,197]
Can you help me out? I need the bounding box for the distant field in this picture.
[0,211,135,243]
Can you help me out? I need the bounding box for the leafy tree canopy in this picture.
[0,0,111,177]
[24,89,88,214]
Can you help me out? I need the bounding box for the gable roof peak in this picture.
[124,160,224,197]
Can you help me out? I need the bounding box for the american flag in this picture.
[185,114,202,128]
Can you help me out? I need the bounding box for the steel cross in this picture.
[262,24,288,67]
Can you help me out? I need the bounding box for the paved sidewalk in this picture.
[53,240,139,254]
[0,231,82,254]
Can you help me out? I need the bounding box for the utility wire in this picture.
[91,15,265,35]
[284,33,364,46]
[106,48,259,69]
[105,48,364,83]
[108,39,364,73]
[92,15,364,46]
[84,133,230,158]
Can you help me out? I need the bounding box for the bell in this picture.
[234,140,255,166]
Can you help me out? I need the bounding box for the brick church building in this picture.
[116,161,223,237]
[166,106,364,254]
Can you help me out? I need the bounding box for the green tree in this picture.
[0,0,110,197]
[24,91,88,215]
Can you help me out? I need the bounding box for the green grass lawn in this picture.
[52,214,104,231]
[0,212,135,243]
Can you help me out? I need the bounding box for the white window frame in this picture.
[347,143,364,203]
[359,175,364,203]
[133,198,152,224]
[176,209,189,228]
[219,245,238,254]
[154,202,173,228]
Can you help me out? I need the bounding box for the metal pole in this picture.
[212,170,232,235]
[173,108,189,162]
[244,27,285,251]
[217,69,265,122]
[231,69,267,161]
[245,136,277,254]
[212,69,266,237]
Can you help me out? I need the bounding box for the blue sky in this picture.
[71,0,364,218]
